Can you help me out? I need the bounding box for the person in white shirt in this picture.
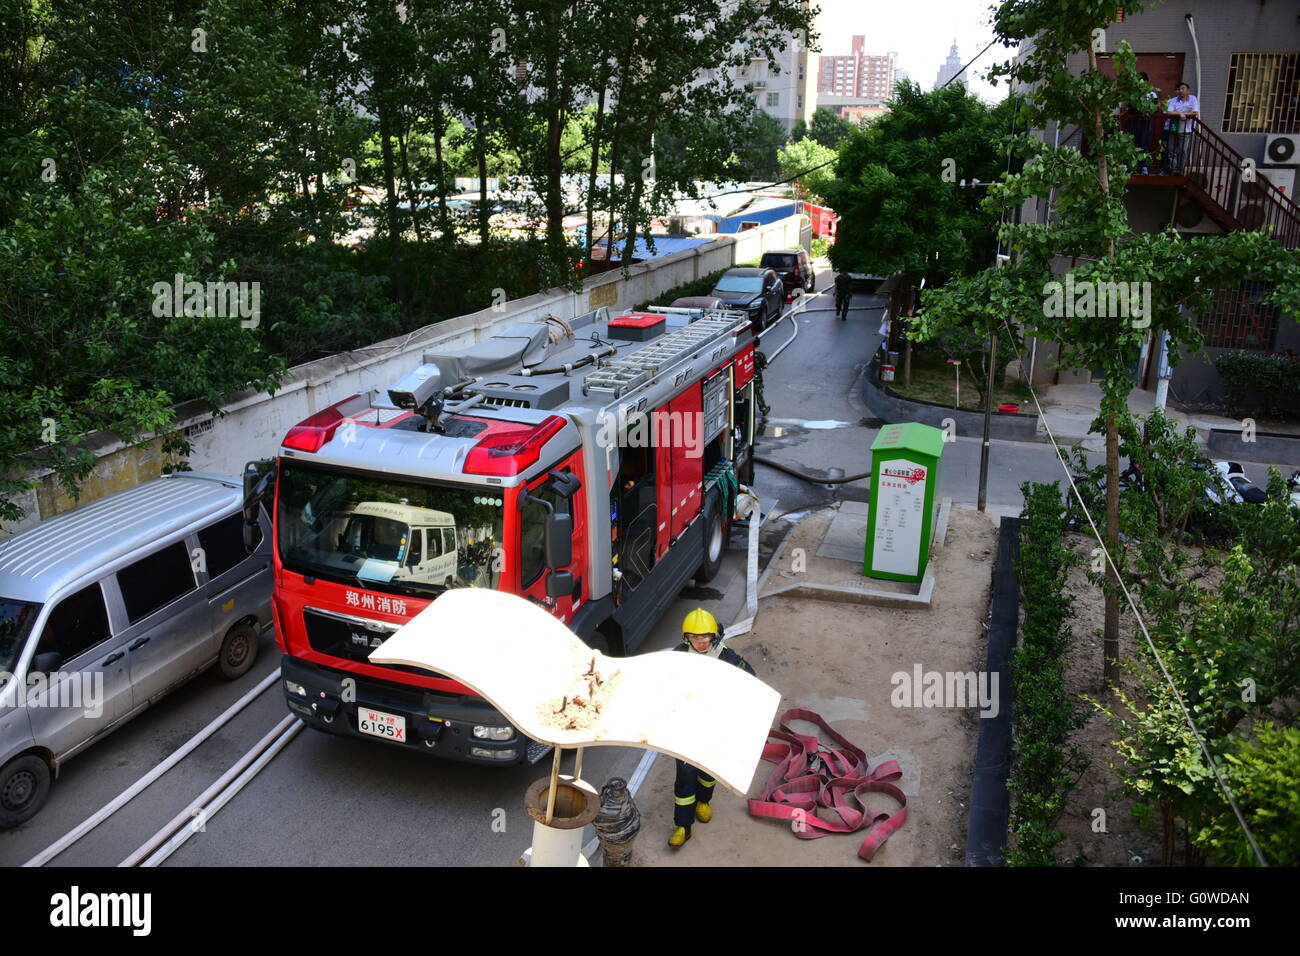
[1163,82,1200,174]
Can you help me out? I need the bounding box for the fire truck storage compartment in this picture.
[654,384,704,553]
[613,444,657,592]
[607,312,668,342]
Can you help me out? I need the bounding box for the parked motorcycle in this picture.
[1202,460,1268,506]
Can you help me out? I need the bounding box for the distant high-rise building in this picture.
[817,35,895,101]
[935,40,967,89]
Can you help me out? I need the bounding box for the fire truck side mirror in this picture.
[546,570,575,600]
[242,459,274,553]
[545,512,573,569]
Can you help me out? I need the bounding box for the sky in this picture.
[811,0,1015,103]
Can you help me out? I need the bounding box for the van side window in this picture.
[197,513,252,579]
[117,542,197,624]
[36,584,111,663]
[406,529,422,565]
[427,527,443,558]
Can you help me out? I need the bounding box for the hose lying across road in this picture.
[753,453,872,485]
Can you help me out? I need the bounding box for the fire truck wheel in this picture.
[0,754,51,829]
[696,506,725,583]
[218,622,260,680]
[584,631,611,656]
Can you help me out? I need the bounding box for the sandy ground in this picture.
[630,507,1000,866]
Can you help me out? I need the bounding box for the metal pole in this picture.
[544,745,561,825]
[979,253,1010,513]
[978,332,996,513]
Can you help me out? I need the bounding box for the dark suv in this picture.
[760,248,814,297]
[708,267,786,331]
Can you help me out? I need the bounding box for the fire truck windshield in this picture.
[276,464,505,598]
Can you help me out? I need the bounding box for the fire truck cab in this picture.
[252,305,761,765]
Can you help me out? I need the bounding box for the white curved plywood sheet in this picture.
[369,588,780,795]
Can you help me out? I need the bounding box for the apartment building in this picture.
[818,35,897,101]
[1018,1,1300,406]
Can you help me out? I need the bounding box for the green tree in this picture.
[919,0,1300,680]
[809,106,853,150]
[825,80,1013,388]
[777,137,836,201]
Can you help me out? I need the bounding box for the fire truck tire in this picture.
[696,505,725,583]
[218,622,260,680]
[584,631,611,656]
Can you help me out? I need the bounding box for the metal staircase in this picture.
[1125,113,1300,249]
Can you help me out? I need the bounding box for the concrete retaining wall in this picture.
[862,354,1041,441]
[7,214,808,535]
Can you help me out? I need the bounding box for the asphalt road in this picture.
[0,259,1094,869]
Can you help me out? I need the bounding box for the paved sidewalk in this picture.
[1033,382,1300,453]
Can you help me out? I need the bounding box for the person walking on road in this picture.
[834,271,852,321]
[667,608,756,848]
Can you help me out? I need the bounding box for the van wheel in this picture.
[0,755,51,829]
[218,622,260,680]
[696,506,725,583]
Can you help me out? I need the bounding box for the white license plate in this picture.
[358,708,406,742]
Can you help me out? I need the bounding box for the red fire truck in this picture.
[802,201,838,241]
[244,306,760,764]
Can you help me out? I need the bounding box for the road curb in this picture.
[965,515,1022,866]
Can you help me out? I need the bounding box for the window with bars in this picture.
[1197,280,1280,350]
[1223,53,1300,134]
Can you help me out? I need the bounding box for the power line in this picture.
[939,37,1000,90]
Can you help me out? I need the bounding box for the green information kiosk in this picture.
[864,422,945,583]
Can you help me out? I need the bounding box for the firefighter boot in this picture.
[696,803,713,823]
[668,825,691,847]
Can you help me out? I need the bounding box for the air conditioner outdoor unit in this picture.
[1264,134,1299,167]
[1236,167,1297,229]
[1173,199,1223,234]
[1181,166,1232,209]
[1259,166,1296,199]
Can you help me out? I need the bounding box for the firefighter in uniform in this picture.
[668,608,756,848]
[834,271,852,320]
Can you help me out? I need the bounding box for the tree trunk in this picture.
[379,110,401,262]
[1088,45,1122,685]
[585,83,608,267]
[476,109,490,247]
[432,107,452,242]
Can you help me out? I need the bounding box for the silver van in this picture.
[0,473,272,827]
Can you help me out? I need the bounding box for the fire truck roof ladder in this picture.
[582,313,747,399]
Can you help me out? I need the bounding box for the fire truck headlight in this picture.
[284,679,307,697]
[473,724,514,741]
[471,747,519,760]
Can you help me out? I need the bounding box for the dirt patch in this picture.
[1051,534,1151,866]
[630,506,999,866]
[535,656,623,733]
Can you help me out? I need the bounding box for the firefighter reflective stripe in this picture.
[697,776,715,789]
[675,795,696,806]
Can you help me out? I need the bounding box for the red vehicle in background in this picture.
[803,201,838,241]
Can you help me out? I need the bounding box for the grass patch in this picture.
[888,348,1031,411]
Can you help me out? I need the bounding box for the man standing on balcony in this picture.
[1163,82,1200,175]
